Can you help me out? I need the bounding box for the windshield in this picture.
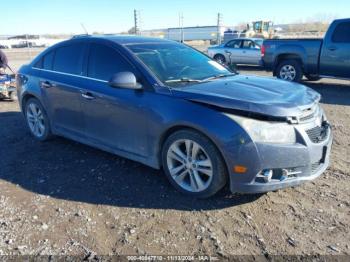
[127,42,233,86]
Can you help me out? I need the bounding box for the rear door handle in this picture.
[40,81,53,88]
[328,46,337,51]
[81,92,95,100]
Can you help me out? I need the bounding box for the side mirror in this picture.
[109,72,142,90]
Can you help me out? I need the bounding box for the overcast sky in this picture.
[2,0,349,35]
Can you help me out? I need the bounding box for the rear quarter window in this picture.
[43,51,54,70]
[332,22,350,43]
[33,50,54,70]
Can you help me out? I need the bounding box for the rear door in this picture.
[240,40,261,65]
[39,42,86,136]
[224,40,242,64]
[320,21,350,78]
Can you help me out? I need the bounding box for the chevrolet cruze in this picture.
[17,35,333,198]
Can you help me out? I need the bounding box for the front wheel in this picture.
[276,59,303,82]
[213,54,226,64]
[162,130,227,198]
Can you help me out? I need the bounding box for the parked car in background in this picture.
[207,38,263,66]
[0,44,8,49]
[11,41,34,48]
[17,35,332,198]
[262,18,350,82]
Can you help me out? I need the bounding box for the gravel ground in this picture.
[0,49,349,258]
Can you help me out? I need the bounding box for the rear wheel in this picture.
[213,54,226,64]
[25,98,52,141]
[276,59,303,82]
[162,129,227,198]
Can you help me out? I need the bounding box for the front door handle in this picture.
[328,46,337,51]
[81,92,95,100]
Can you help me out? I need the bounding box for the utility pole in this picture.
[179,13,184,43]
[134,9,140,35]
[217,13,223,45]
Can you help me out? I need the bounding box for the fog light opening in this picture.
[262,169,273,183]
[280,169,289,181]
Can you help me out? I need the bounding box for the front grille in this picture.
[306,125,328,143]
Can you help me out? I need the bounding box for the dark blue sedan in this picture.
[17,35,332,198]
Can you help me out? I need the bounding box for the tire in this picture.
[213,54,226,64]
[161,129,227,198]
[9,91,17,101]
[25,98,52,141]
[276,59,303,82]
[305,74,321,81]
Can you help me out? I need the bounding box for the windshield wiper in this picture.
[165,73,236,85]
[165,78,203,84]
[202,73,237,82]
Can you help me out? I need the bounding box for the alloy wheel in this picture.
[280,65,296,81]
[166,139,213,193]
[26,102,45,138]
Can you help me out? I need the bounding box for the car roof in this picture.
[229,38,263,41]
[71,34,175,45]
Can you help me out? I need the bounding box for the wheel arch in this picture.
[273,53,303,76]
[157,125,229,177]
[213,53,226,63]
[21,92,39,114]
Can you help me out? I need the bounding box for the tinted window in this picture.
[43,51,54,70]
[332,22,350,43]
[53,43,84,74]
[34,58,43,68]
[242,40,258,49]
[87,44,133,81]
[225,40,241,48]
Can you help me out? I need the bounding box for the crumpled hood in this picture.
[171,75,321,118]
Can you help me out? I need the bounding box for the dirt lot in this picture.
[0,48,349,259]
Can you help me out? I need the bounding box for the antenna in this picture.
[80,23,89,35]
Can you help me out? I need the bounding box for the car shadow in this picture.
[305,81,350,106]
[0,110,262,211]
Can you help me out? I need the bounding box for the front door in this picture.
[80,42,149,157]
[320,21,350,78]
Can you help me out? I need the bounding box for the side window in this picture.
[332,22,350,43]
[43,51,54,70]
[34,58,43,68]
[53,43,84,74]
[225,40,241,48]
[242,40,256,49]
[87,43,133,81]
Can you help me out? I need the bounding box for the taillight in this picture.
[261,44,266,57]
